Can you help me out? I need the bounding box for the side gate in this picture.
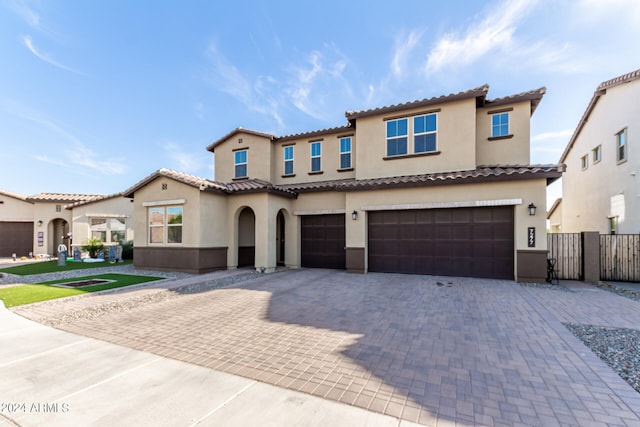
[547,233,583,280]
[600,234,640,282]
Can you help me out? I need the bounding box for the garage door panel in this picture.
[369,207,514,279]
[301,215,346,270]
[0,222,33,257]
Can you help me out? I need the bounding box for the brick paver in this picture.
[12,269,640,426]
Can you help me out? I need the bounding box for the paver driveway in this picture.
[14,269,640,426]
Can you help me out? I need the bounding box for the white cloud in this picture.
[531,129,574,142]
[426,0,536,74]
[21,35,81,74]
[163,141,204,173]
[392,30,423,78]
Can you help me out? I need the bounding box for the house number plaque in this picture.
[528,227,535,247]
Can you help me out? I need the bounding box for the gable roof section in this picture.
[65,192,129,210]
[547,197,562,219]
[345,85,490,120]
[0,189,31,203]
[276,125,353,142]
[25,193,102,204]
[206,128,276,152]
[483,87,546,116]
[560,68,640,163]
[123,168,228,198]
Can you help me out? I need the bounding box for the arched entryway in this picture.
[50,219,70,256]
[237,207,256,267]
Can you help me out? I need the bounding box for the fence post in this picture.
[581,231,600,283]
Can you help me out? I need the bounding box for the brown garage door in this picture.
[368,206,514,279]
[0,222,34,257]
[301,214,346,269]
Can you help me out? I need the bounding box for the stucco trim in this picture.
[85,213,130,218]
[361,199,523,212]
[142,199,186,207]
[294,209,346,216]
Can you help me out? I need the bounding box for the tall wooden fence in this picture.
[547,233,582,280]
[600,234,640,282]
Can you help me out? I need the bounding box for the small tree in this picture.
[82,237,104,258]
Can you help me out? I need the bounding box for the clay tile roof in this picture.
[65,192,128,209]
[547,197,562,219]
[344,85,490,120]
[560,68,640,163]
[123,168,227,197]
[226,178,297,198]
[276,125,353,142]
[484,87,546,116]
[206,128,276,152]
[26,193,103,203]
[0,189,30,202]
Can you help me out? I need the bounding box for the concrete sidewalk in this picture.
[0,301,407,427]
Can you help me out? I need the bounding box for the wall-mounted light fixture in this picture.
[351,210,358,220]
[527,203,537,216]
[37,220,43,227]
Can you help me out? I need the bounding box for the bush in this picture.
[121,240,134,260]
[81,237,104,258]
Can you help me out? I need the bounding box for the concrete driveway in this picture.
[6,268,640,426]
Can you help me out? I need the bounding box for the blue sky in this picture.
[1,0,639,207]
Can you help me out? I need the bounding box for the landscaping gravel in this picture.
[565,323,640,394]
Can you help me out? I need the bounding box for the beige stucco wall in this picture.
[562,80,640,233]
[0,196,33,221]
[476,101,531,165]
[31,202,73,256]
[548,201,562,233]
[199,192,228,247]
[213,132,273,183]
[354,98,477,180]
[70,196,134,249]
[273,132,356,185]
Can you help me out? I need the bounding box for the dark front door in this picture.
[368,206,514,279]
[301,214,346,269]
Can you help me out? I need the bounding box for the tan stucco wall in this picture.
[31,202,73,256]
[562,80,640,234]
[354,98,477,180]
[214,132,273,183]
[273,132,356,185]
[476,101,531,165]
[548,201,562,233]
[0,196,33,221]
[199,192,228,247]
[71,196,134,249]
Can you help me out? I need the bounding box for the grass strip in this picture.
[0,260,133,276]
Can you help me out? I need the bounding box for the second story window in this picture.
[617,129,627,163]
[593,145,602,163]
[581,154,588,170]
[339,137,351,169]
[414,114,437,153]
[310,141,322,172]
[284,145,294,175]
[386,118,408,156]
[234,150,247,178]
[491,112,509,137]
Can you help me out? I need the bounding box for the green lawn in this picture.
[0,260,133,276]
[0,273,163,308]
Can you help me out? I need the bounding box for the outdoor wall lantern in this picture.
[352,210,358,220]
[37,220,43,227]
[527,203,537,216]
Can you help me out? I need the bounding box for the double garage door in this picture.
[300,207,514,280]
[0,222,34,257]
[368,206,514,280]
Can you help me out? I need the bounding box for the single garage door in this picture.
[0,222,34,258]
[301,214,346,269]
[368,206,514,279]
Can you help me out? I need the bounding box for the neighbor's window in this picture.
[581,154,588,170]
[593,145,602,163]
[149,206,183,244]
[617,129,627,162]
[386,118,408,156]
[90,217,126,243]
[234,150,248,178]
[283,145,294,175]
[414,113,437,153]
[310,141,322,172]
[339,137,351,169]
[491,112,509,137]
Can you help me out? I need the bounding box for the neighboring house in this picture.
[126,84,563,281]
[559,68,640,234]
[547,198,562,233]
[0,190,133,258]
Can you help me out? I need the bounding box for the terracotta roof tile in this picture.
[206,128,276,152]
[0,189,30,202]
[123,168,227,197]
[276,125,353,142]
[26,193,103,203]
[484,87,546,115]
[225,178,297,197]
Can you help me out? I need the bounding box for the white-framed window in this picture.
[581,154,588,170]
[90,217,126,243]
[491,112,509,137]
[386,118,408,156]
[339,137,351,169]
[234,150,248,178]
[284,145,294,175]
[413,114,437,153]
[310,141,322,172]
[592,145,602,163]
[617,129,627,163]
[149,206,183,244]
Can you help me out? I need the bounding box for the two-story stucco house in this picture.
[125,85,563,281]
[0,190,134,259]
[559,68,640,234]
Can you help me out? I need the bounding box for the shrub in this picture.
[81,237,104,258]
[121,240,134,260]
